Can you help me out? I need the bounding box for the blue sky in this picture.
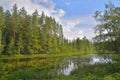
[53,0,120,40]
[0,0,120,40]
[54,0,120,16]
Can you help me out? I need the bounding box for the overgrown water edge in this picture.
[0,54,116,80]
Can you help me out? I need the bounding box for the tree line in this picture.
[0,4,93,55]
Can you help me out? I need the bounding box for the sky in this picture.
[0,0,120,40]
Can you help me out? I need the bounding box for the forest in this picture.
[0,4,93,55]
[0,2,120,80]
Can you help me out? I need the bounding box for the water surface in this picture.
[58,54,112,75]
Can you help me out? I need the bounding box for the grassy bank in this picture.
[0,51,92,61]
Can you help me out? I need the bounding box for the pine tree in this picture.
[29,10,41,54]
[2,10,12,55]
[0,6,5,54]
[16,7,27,54]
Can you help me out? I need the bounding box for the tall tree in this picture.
[2,10,12,54]
[29,10,41,54]
[0,6,5,54]
[12,4,18,43]
[94,3,120,53]
[16,7,27,54]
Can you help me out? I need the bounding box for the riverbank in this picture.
[0,52,93,61]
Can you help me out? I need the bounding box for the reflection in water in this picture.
[58,54,113,76]
[90,55,112,64]
[61,61,74,75]
[58,61,77,75]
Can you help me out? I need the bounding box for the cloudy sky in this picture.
[0,0,120,40]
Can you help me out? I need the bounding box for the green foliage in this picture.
[70,37,94,54]
[93,3,120,53]
[0,6,5,54]
[0,4,93,55]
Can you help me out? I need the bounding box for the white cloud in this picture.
[52,9,65,22]
[62,15,97,40]
[79,27,95,40]
[62,18,84,41]
[78,15,97,40]
[0,0,65,22]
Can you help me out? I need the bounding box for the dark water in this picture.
[58,54,113,76]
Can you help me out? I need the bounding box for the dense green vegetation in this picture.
[93,3,120,54]
[0,4,93,55]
